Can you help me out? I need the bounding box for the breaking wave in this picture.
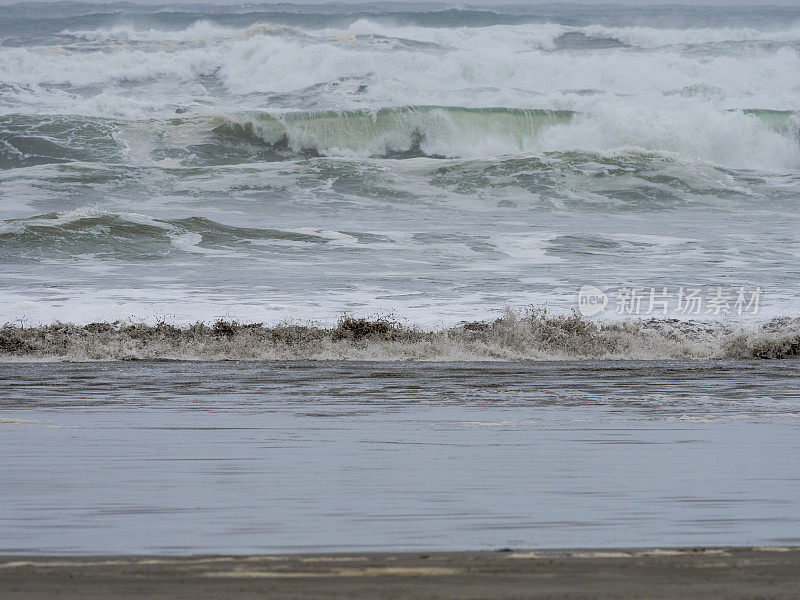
[5,16,800,120]
[215,107,800,165]
[0,106,800,171]
[4,109,795,167]
[2,311,800,362]
[216,107,575,158]
[58,18,800,51]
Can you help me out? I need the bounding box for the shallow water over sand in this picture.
[1,360,799,554]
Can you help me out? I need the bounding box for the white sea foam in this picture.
[580,24,800,48]
[6,24,795,168]
[536,105,800,170]
[2,310,800,361]
[62,19,800,51]
[216,105,800,169]
[3,19,799,169]
[3,21,800,115]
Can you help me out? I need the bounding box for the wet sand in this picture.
[1,547,799,599]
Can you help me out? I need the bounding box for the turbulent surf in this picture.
[1,2,800,357]
[3,310,800,361]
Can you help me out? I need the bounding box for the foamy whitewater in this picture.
[2,2,800,359]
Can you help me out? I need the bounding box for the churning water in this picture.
[2,3,800,343]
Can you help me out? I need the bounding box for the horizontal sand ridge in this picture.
[2,547,799,599]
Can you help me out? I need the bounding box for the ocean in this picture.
[2,3,800,348]
[1,2,800,555]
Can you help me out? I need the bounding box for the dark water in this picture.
[1,360,799,554]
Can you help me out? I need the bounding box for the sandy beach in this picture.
[2,547,799,599]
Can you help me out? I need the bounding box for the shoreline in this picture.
[2,547,799,599]
[2,312,800,361]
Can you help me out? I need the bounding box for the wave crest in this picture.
[213,107,800,166]
[3,310,799,362]
[216,107,575,158]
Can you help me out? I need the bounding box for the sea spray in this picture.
[3,310,800,361]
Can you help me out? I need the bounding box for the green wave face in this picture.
[0,115,124,170]
[216,107,577,158]
[740,109,800,136]
[0,212,366,262]
[2,108,797,170]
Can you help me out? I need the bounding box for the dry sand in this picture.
[1,546,799,599]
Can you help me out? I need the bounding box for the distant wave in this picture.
[2,311,799,361]
[0,211,364,261]
[4,108,795,169]
[57,18,800,51]
[4,16,800,122]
